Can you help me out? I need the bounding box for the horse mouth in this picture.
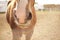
[14,18,31,28]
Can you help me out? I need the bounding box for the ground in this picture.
[0,11,60,40]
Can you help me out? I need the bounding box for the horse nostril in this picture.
[27,12,32,20]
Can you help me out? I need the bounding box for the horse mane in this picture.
[6,0,17,24]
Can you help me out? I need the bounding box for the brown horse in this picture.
[6,0,36,40]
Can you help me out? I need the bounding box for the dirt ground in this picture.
[0,11,60,40]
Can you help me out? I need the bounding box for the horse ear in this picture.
[7,1,11,6]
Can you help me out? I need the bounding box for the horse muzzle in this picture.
[14,17,31,29]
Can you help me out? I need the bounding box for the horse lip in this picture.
[14,19,31,29]
[14,19,27,26]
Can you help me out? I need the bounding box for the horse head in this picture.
[6,0,36,29]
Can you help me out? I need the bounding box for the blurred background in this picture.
[0,0,60,12]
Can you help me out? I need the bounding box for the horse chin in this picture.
[14,19,31,29]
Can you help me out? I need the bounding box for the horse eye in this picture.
[27,12,32,20]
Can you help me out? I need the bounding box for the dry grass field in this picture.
[0,11,60,40]
[0,13,12,40]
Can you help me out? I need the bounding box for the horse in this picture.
[6,0,36,40]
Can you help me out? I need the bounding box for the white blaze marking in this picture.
[16,0,28,18]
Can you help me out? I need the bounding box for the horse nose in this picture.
[18,17,27,24]
[19,20,25,24]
